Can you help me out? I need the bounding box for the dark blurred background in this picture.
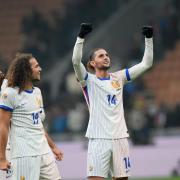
[0,0,180,179]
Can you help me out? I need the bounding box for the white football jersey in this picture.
[0,87,50,158]
[82,70,130,139]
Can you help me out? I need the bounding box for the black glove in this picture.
[78,23,92,38]
[142,26,153,38]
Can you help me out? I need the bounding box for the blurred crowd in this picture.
[20,0,121,69]
[0,0,180,145]
[124,0,180,144]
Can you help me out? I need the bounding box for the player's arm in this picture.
[0,109,11,170]
[44,130,63,161]
[125,26,153,82]
[72,23,92,86]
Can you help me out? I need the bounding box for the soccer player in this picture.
[72,23,153,180]
[0,53,63,180]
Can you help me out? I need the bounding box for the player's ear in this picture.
[90,60,95,67]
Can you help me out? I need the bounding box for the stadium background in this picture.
[0,0,180,179]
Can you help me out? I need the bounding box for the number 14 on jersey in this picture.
[107,94,117,105]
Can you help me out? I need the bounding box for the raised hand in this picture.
[78,23,92,38]
[142,26,153,38]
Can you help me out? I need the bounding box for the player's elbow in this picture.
[147,54,153,68]
[72,60,80,68]
[141,61,152,72]
[72,54,81,66]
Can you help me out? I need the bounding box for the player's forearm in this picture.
[128,37,153,80]
[73,22,92,65]
[143,37,153,67]
[72,37,87,81]
[45,130,56,149]
[0,125,9,160]
[72,37,84,65]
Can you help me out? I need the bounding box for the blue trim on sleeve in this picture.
[125,68,131,81]
[0,105,13,112]
[84,73,88,80]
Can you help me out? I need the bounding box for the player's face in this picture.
[30,58,42,81]
[90,49,110,70]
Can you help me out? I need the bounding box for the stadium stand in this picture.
[144,41,180,106]
[0,0,64,63]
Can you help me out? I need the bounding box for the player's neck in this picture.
[95,70,109,79]
[24,82,33,91]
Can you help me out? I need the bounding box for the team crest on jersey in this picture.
[20,176,25,180]
[111,80,121,90]
[111,73,121,90]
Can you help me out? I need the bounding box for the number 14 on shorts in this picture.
[123,157,131,172]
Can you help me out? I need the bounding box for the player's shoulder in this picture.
[0,87,18,99]
[3,87,18,94]
[87,72,96,80]
[111,69,125,77]
[33,87,42,94]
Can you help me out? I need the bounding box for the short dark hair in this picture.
[6,53,34,93]
[87,48,103,73]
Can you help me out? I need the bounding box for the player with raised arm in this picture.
[72,23,153,180]
[0,53,63,180]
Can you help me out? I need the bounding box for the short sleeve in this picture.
[0,88,15,111]
[35,87,46,121]
[35,87,43,107]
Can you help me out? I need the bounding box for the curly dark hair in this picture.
[6,53,34,93]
